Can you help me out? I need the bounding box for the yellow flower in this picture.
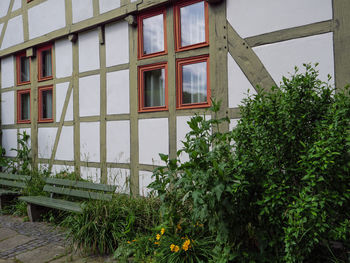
[154,241,160,245]
[174,245,180,253]
[156,234,161,240]
[177,224,182,230]
[170,244,175,251]
[182,239,191,251]
[127,241,131,244]
[161,228,165,235]
[132,239,137,242]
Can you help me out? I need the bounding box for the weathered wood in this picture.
[26,203,49,222]
[45,177,116,192]
[0,173,31,181]
[0,179,26,189]
[43,185,113,201]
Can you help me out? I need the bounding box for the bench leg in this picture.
[27,203,48,222]
[0,195,15,210]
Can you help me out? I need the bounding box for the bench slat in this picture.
[45,177,116,192]
[0,189,20,196]
[0,173,31,181]
[0,179,26,189]
[43,185,113,201]
[19,196,83,213]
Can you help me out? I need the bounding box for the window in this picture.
[177,55,210,109]
[138,9,167,59]
[37,44,53,81]
[174,0,209,52]
[38,86,53,122]
[138,63,168,112]
[17,89,31,123]
[16,52,31,85]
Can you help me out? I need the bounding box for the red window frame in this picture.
[37,44,53,81]
[138,9,168,60]
[16,52,31,86]
[38,86,54,123]
[138,62,168,113]
[176,55,210,109]
[174,0,209,52]
[17,89,31,124]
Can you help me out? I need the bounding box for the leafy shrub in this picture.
[150,64,350,262]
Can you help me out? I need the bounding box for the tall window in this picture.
[37,44,53,81]
[138,10,167,59]
[174,0,209,52]
[138,63,168,112]
[17,89,31,123]
[16,52,31,85]
[38,86,53,122]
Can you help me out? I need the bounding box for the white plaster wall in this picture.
[65,93,73,121]
[1,91,14,125]
[229,119,239,131]
[18,128,31,149]
[2,129,17,157]
[1,56,14,89]
[105,22,129,67]
[55,126,74,161]
[228,53,257,108]
[99,0,120,14]
[0,0,11,18]
[106,70,129,115]
[72,0,93,23]
[253,33,334,84]
[227,0,333,38]
[139,118,168,165]
[80,122,100,162]
[81,166,101,183]
[55,39,73,78]
[139,170,154,197]
[28,0,65,39]
[12,0,21,12]
[79,30,100,72]
[56,82,69,121]
[107,168,129,194]
[51,165,74,175]
[176,115,192,163]
[106,120,130,163]
[38,127,58,159]
[79,74,100,117]
[1,15,23,50]
[38,163,49,172]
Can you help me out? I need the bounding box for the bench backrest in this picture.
[44,177,117,201]
[0,173,31,189]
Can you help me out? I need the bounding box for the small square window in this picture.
[16,52,31,85]
[38,86,53,122]
[138,10,167,59]
[177,55,210,109]
[174,0,209,52]
[138,62,168,112]
[37,44,53,81]
[17,89,31,123]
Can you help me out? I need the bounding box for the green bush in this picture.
[150,64,350,262]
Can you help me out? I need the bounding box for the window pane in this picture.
[182,61,207,104]
[41,89,52,119]
[41,49,52,78]
[20,93,30,120]
[144,68,165,108]
[180,2,206,47]
[20,56,30,82]
[143,14,164,55]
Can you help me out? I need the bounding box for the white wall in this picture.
[2,129,17,157]
[1,91,14,125]
[81,166,101,183]
[79,29,100,72]
[18,128,31,148]
[0,0,11,18]
[139,170,154,197]
[51,164,74,175]
[28,0,65,39]
[107,168,129,194]
[176,115,192,163]
[56,82,70,121]
[227,53,257,108]
[106,69,129,115]
[227,0,333,38]
[253,33,334,84]
[1,15,23,50]
[139,118,168,165]
[105,21,129,67]
[12,0,21,12]
[106,120,130,163]
[80,122,100,162]
[55,38,73,78]
[55,126,74,161]
[1,56,14,88]
[72,0,93,23]
[38,127,58,159]
[79,74,100,117]
[99,0,121,14]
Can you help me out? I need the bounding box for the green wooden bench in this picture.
[19,177,117,222]
[0,172,31,209]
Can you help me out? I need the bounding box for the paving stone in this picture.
[0,229,17,242]
[0,235,34,252]
[0,259,15,263]
[15,243,66,263]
